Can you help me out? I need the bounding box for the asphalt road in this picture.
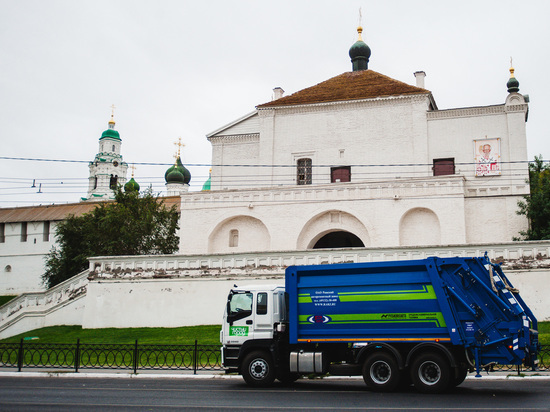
[0,375,549,411]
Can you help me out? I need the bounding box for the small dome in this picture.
[124,177,140,192]
[507,67,520,93]
[165,157,191,184]
[166,167,185,184]
[101,129,121,140]
[349,26,371,71]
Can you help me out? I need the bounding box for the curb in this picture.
[0,371,549,380]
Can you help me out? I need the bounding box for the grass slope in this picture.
[1,322,548,345]
[0,325,222,345]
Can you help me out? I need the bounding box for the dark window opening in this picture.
[93,176,98,189]
[297,158,312,185]
[433,158,455,176]
[331,166,351,183]
[21,222,27,242]
[110,175,118,190]
[43,221,50,242]
[0,223,5,243]
[313,231,364,249]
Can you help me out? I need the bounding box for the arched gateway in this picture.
[297,210,370,250]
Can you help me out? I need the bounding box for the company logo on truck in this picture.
[229,326,249,336]
[381,314,406,319]
[307,315,332,324]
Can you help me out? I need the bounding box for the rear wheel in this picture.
[362,352,401,392]
[242,351,275,387]
[410,352,451,393]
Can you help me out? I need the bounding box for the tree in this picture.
[43,188,180,288]
[516,156,550,240]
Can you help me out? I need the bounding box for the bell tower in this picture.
[84,106,128,201]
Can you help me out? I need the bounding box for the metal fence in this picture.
[0,339,222,373]
[0,340,548,374]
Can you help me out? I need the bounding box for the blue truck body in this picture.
[286,255,539,375]
[222,254,539,392]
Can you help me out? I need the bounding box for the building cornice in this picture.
[208,133,260,144]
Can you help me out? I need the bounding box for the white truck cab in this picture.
[220,284,287,377]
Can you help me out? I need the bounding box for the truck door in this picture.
[223,290,274,344]
[253,292,274,339]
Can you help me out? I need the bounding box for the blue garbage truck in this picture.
[220,255,539,393]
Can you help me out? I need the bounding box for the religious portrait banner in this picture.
[474,138,501,177]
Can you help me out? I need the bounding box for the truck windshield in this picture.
[228,292,253,317]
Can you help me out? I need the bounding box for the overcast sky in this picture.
[1,0,549,208]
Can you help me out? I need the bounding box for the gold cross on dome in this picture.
[110,104,116,118]
[174,137,185,157]
[130,164,136,177]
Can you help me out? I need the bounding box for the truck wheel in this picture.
[277,372,300,385]
[410,352,451,393]
[242,351,275,387]
[451,366,468,387]
[362,352,401,392]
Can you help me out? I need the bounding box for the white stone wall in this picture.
[0,221,57,293]
[82,278,282,328]
[179,177,477,254]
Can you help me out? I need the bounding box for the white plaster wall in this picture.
[82,278,284,328]
[210,137,260,191]
[464,196,527,243]
[505,269,550,321]
[0,221,57,293]
[208,215,270,254]
[179,180,469,254]
[427,109,529,193]
[265,97,431,186]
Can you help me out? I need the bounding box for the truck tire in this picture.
[362,352,401,392]
[242,351,275,387]
[277,372,300,385]
[450,366,468,387]
[410,352,451,393]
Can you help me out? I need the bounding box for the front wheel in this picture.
[410,352,451,393]
[241,351,276,387]
[362,352,401,392]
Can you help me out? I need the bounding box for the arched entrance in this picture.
[313,231,365,249]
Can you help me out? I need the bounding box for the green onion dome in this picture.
[100,116,121,140]
[349,26,371,71]
[165,157,191,184]
[124,177,140,192]
[507,67,520,93]
[101,128,120,140]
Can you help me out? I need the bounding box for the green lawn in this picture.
[1,322,547,345]
[0,325,222,345]
[538,321,549,345]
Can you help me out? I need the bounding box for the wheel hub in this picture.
[250,359,268,379]
[370,360,391,384]
[419,360,441,385]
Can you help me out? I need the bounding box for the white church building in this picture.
[178,26,529,256]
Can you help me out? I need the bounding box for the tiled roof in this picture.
[0,197,181,223]
[257,70,430,108]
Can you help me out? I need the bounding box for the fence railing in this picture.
[0,340,222,374]
[0,340,548,374]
